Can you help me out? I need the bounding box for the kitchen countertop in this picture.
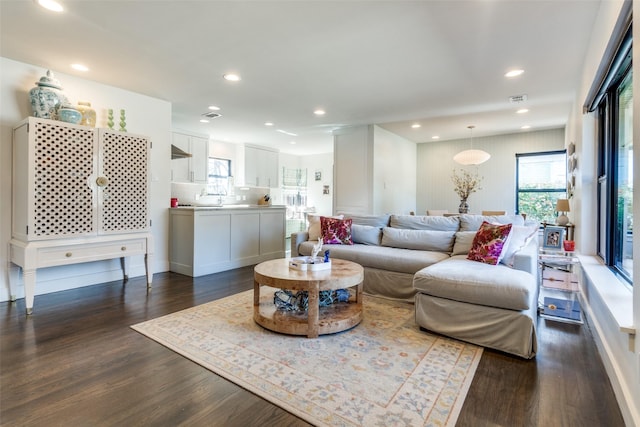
[171,204,286,210]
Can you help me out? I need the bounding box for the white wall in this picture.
[301,152,334,215]
[1,57,172,303]
[564,1,639,425]
[416,128,565,216]
[373,125,416,215]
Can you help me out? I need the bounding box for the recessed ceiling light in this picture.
[521,125,531,129]
[223,73,241,82]
[71,63,89,72]
[411,124,421,129]
[505,69,525,78]
[516,108,529,114]
[38,0,63,12]
[431,135,440,140]
[208,105,220,111]
[290,141,297,145]
[314,109,326,116]
[200,119,210,123]
[264,122,274,126]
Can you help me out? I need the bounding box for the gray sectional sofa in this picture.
[290,213,540,359]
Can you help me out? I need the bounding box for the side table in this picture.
[538,250,582,324]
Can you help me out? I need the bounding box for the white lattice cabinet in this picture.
[9,117,154,314]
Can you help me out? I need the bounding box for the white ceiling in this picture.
[0,0,601,155]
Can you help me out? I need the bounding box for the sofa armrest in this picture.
[290,231,309,256]
[512,237,539,276]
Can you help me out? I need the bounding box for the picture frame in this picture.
[543,226,565,250]
[315,171,322,181]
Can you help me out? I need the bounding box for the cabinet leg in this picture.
[120,257,129,282]
[23,269,36,315]
[145,253,153,289]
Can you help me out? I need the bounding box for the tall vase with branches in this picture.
[451,169,483,213]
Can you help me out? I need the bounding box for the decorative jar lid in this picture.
[35,70,63,90]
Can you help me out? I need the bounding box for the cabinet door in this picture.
[244,146,260,187]
[190,136,208,184]
[230,212,260,260]
[244,145,278,188]
[263,149,279,188]
[18,118,98,241]
[259,211,285,256]
[171,132,191,182]
[98,129,150,234]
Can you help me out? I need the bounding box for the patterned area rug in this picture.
[131,289,483,426]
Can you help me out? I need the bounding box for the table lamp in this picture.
[556,199,570,225]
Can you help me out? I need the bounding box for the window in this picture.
[207,157,231,195]
[596,31,633,284]
[515,151,567,223]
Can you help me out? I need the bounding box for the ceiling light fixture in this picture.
[314,109,326,116]
[411,124,421,129]
[432,135,440,140]
[276,129,297,137]
[516,108,529,114]
[223,73,241,82]
[290,141,297,145]
[200,119,209,123]
[453,125,491,165]
[37,0,63,12]
[521,125,531,129]
[208,105,220,111]
[264,122,274,126]
[505,69,524,78]
[71,63,89,72]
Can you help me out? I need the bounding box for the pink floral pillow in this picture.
[320,217,353,245]
[467,221,512,265]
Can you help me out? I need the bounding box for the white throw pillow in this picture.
[500,224,539,266]
[307,214,343,241]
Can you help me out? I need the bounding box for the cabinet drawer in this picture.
[37,239,147,268]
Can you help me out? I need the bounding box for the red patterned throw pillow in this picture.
[467,221,513,265]
[320,216,353,245]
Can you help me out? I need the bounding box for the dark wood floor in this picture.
[1,268,625,426]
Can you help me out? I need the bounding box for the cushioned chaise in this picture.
[413,244,539,359]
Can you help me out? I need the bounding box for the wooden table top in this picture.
[254,258,364,290]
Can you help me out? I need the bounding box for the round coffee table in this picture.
[253,258,364,338]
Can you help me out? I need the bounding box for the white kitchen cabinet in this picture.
[169,206,286,277]
[244,144,279,188]
[171,131,209,183]
[9,117,154,314]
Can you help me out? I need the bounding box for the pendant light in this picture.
[453,125,491,165]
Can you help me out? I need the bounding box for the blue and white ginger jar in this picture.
[29,70,69,119]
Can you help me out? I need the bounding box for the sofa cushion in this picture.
[339,213,391,228]
[381,227,455,252]
[298,241,449,274]
[321,217,353,245]
[307,214,343,241]
[389,214,460,231]
[352,224,382,245]
[452,231,477,255]
[413,256,536,311]
[467,221,512,265]
[459,214,524,231]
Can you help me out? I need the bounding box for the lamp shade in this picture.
[453,125,491,166]
[453,149,491,165]
[556,199,570,213]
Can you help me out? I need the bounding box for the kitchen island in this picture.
[169,205,286,277]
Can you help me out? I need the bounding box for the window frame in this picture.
[515,150,568,223]
[206,157,232,196]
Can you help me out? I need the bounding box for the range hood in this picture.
[171,144,192,159]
